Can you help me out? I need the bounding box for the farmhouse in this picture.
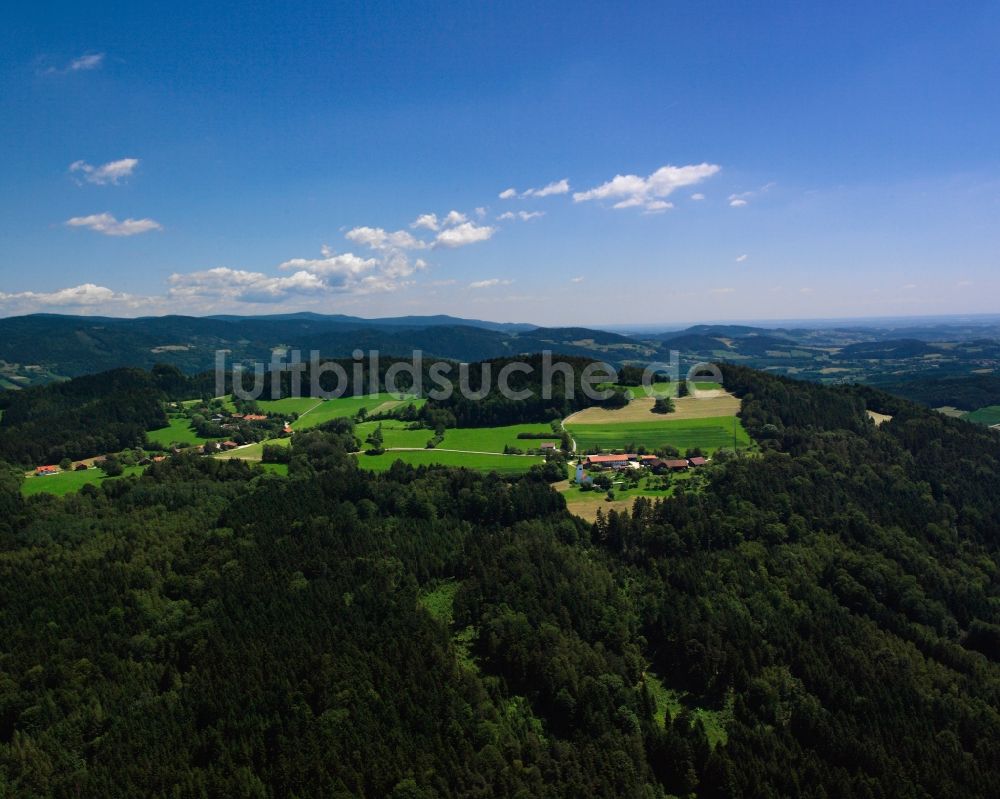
[584,454,635,469]
[540,442,556,451]
[663,458,690,471]
[221,441,239,451]
[688,456,708,467]
[35,465,59,476]
[243,414,268,422]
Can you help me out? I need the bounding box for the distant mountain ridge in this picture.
[2,312,1000,390]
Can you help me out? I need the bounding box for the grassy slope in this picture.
[21,465,145,497]
[356,449,542,474]
[147,417,219,448]
[440,424,560,453]
[356,420,435,449]
[568,415,751,453]
[965,405,1000,426]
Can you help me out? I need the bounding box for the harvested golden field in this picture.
[866,410,893,426]
[564,391,739,424]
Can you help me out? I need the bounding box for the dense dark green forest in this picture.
[1,366,999,796]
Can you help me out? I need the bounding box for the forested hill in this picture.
[1,368,999,796]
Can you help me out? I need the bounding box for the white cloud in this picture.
[691,193,706,201]
[442,210,467,226]
[574,163,720,212]
[69,157,139,185]
[498,210,545,221]
[168,267,331,304]
[434,221,496,248]
[69,53,105,71]
[411,213,439,231]
[735,254,748,263]
[903,283,917,290]
[500,178,571,200]
[0,283,144,311]
[643,200,673,213]
[526,178,570,198]
[728,182,774,207]
[956,280,973,288]
[345,226,426,251]
[65,212,162,236]
[570,276,585,283]
[278,252,377,278]
[469,278,513,289]
[709,287,736,295]
[475,206,487,218]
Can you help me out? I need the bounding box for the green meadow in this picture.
[356,449,542,474]
[214,437,291,461]
[439,424,559,452]
[567,415,750,453]
[355,420,435,449]
[288,394,425,430]
[22,465,145,497]
[147,417,219,448]
[965,405,1000,426]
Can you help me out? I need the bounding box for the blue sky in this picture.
[1,1,998,324]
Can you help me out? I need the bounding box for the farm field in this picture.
[256,396,324,415]
[439,423,559,453]
[567,415,750,453]
[288,394,424,429]
[965,405,1000,426]
[21,465,145,497]
[356,449,543,474]
[147,417,219,448]
[356,420,436,449]
[566,392,740,424]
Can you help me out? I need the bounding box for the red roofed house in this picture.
[663,459,690,471]
[688,456,708,467]
[243,414,268,422]
[35,465,59,476]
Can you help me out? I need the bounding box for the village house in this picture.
[35,465,59,476]
[688,456,708,467]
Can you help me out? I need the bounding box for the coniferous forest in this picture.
[1,365,999,797]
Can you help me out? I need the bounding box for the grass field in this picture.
[147,416,218,448]
[440,423,560,453]
[966,405,1000,426]
[356,449,542,474]
[22,465,145,497]
[214,437,291,461]
[567,415,750,453]
[556,473,694,520]
[289,394,424,429]
[256,396,325,415]
[259,462,289,476]
[356,420,436,449]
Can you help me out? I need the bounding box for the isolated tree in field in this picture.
[652,397,675,414]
